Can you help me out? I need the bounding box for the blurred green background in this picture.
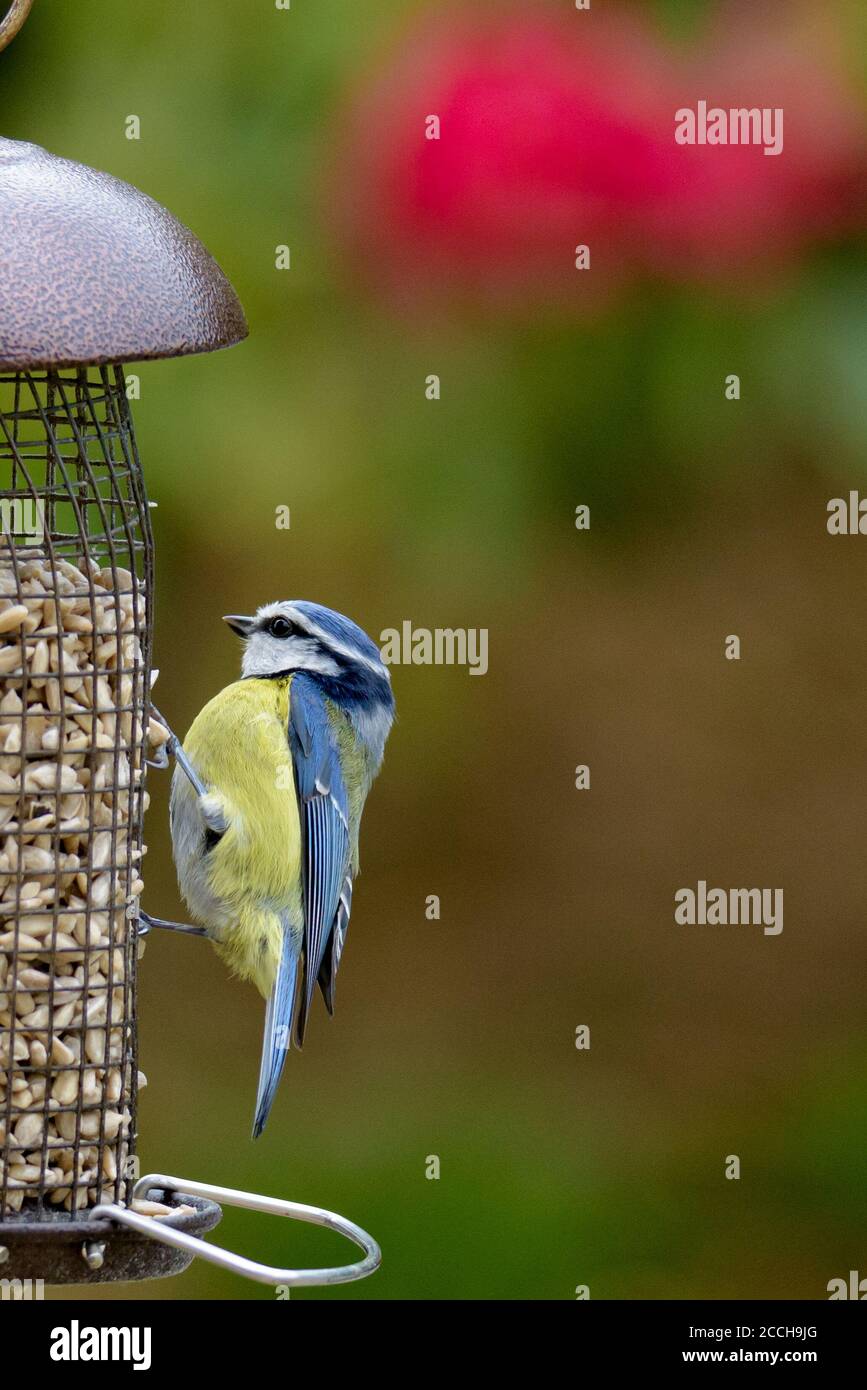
[3,0,867,1298]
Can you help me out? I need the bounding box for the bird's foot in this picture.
[147,704,208,798]
[135,910,208,940]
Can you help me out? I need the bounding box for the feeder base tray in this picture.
[0,1189,222,1285]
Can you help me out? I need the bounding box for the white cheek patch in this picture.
[241,632,340,678]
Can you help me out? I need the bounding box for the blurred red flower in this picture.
[647,2,867,280]
[334,2,866,310]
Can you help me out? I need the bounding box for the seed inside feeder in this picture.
[0,550,153,1215]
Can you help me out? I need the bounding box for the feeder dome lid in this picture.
[0,137,248,369]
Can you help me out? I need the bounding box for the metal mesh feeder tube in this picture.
[0,131,245,1281]
[0,367,151,1223]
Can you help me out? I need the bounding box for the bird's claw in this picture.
[147,704,208,798]
[134,909,208,940]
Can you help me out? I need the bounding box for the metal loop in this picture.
[0,0,34,55]
[90,1174,382,1288]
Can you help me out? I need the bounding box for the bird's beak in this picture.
[223,614,255,638]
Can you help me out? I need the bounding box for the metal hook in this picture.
[90,1174,382,1289]
[0,0,34,55]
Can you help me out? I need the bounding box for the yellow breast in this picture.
[176,677,303,993]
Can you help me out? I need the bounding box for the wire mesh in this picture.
[0,365,153,1219]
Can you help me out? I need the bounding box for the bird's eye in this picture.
[268,616,294,640]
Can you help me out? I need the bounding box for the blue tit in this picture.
[166,601,394,1137]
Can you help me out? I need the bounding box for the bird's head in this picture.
[224,601,394,748]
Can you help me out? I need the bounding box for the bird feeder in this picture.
[0,1,380,1291]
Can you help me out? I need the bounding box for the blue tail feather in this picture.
[252,929,299,1139]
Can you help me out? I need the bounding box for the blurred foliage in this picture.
[1,0,866,1299]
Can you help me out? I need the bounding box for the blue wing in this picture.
[288,674,353,1045]
[318,874,352,1016]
